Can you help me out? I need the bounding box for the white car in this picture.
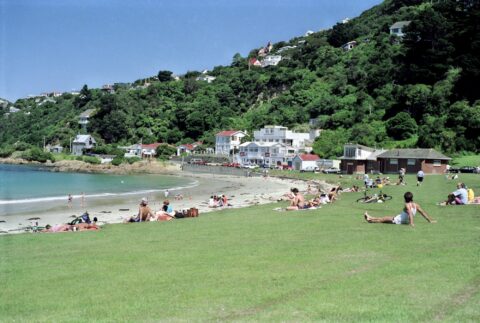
[300,166,319,172]
[242,164,259,169]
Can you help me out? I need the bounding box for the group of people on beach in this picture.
[208,194,231,208]
[124,198,178,223]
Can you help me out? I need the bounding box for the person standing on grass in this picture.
[416,170,425,186]
[364,192,436,227]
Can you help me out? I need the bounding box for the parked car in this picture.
[459,166,478,173]
[300,166,319,173]
[242,164,259,169]
[189,158,206,165]
[322,167,341,174]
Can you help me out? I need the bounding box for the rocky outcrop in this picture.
[0,158,181,175]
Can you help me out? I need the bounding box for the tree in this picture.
[157,70,173,82]
[385,112,418,140]
[312,128,350,159]
[156,144,176,160]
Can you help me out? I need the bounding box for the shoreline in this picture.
[0,169,328,235]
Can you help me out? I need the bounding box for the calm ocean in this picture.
[0,164,195,216]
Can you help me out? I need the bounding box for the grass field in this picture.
[451,155,480,167]
[1,174,479,321]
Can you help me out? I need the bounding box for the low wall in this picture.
[182,164,261,177]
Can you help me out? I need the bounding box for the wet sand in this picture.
[0,172,321,234]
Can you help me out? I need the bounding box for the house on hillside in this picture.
[78,109,96,132]
[215,130,247,155]
[261,55,282,67]
[248,58,262,67]
[342,41,357,51]
[46,144,63,154]
[340,144,387,174]
[390,21,411,38]
[292,153,320,171]
[72,134,96,156]
[376,149,450,174]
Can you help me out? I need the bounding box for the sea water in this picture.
[0,164,196,216]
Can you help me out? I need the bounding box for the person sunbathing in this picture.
[124,197,154,223]
[41,224,72,233]
[74,223,100,231]
[156,200,175,221]
[286,188,307,210]
[364,192,436,227]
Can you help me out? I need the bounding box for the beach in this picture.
[0,171,323,234]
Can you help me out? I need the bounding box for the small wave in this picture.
[0,180,199,205]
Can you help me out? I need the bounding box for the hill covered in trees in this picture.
[1,0,479,158]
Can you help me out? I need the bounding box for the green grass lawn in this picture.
[451,155,480,167]
[1,174,479,321]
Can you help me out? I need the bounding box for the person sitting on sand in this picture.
[364,192,436,227]
[208,196,217,208]
[124,197,154,223]
[286,188,307,211]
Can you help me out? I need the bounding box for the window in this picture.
[407,159,416,166]
[390,159,398,165]
[345,148,356,158]
[433,160,441,166]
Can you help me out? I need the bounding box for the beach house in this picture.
[261,55,282,67]
[238,142,288,167]
[376,149,450,174]
[72,134,96,156]
[339,144,387,174]
[215,130,247,155]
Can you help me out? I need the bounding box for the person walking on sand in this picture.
[67,194,73,208]
[364,192,436,227]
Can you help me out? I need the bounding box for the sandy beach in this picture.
[0,171,327,234]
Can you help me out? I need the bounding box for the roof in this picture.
[390,21,411,29]
[142,143,161,150]
[216,130,244,137]
[377,149,451,160]
[73,135,94,144]
[296,154,320,161]
[79,109,96,118]
[344,144,375,152]
[239,141,285,148]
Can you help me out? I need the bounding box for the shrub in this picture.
[0,146,14,158]
[14,142,33,151]
[75,156,83,161]
[111,157,124,166]
[126,157,141,164]
[83,156,101,164]
[21,147,53,163]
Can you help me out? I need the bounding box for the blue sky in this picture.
[0,0,382,102]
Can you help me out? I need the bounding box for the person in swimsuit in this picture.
[363,192,436,227]
[286,188,307,210]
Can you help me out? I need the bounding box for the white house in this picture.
[390,21,411,38]
[140,143,161,158]
[72,134,96,156]
[261,55,282,67]
[215,130,247,155]
[292,154,320,171]
[196,75,216,83]
[342,41,357,51]
[177,142,203,156]
[46,144,63,154]
[253,125,318,150]
[238,142,289,167]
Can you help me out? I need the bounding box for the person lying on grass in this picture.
[364,191,436,227]
[41,223,100,232]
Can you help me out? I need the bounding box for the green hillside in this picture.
[1,0,479,158]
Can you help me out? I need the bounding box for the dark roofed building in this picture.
[377,149,450,174]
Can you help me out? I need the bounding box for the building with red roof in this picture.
[292,153,320,171]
